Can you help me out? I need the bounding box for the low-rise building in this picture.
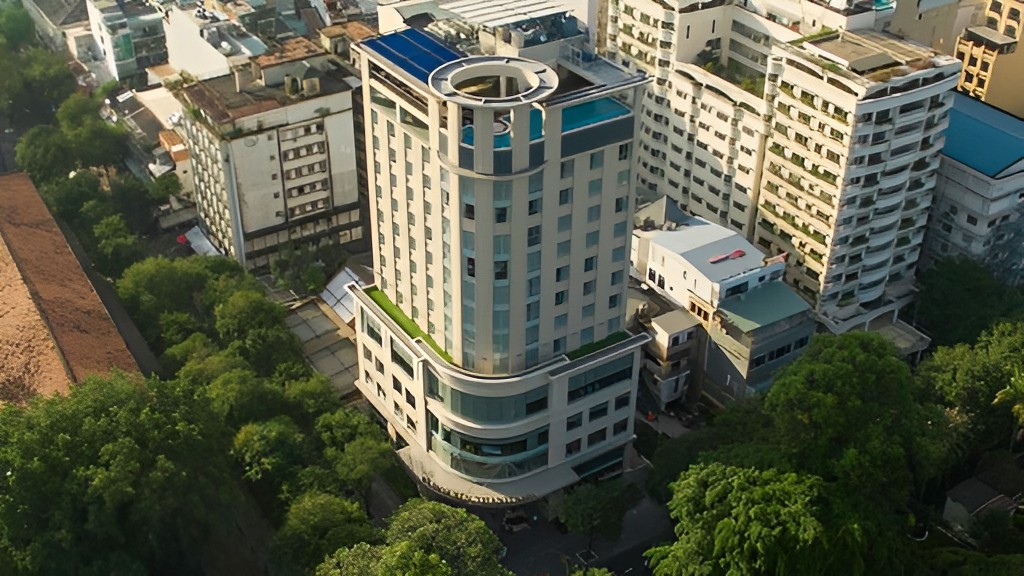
[21,0,88,51]
[630,198,815,404]
[923,93,1024,284]
[0,172,139,402]
[85,0,167,81]
[175,37,365,270]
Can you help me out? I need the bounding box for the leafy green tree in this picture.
[93,214,143,277]
[993,368,1024,451]
[161,331,218,374]
[273,491,376,574]
[39,170,105,227]
[285,373,343,424]
[0,4,35,49]
[0,373,232,575]
[763,333,931,511]
[915,257,1024,346]
[109,174,154,232]
[206,368,289,431]
[149,172,182,200]
[317,542,453,576]
[559,480,629,552]
[13,48,75,124]
[646,463,828,576]
[117,256,245,346]
[917,322,1024,451]
[384,499,512,576]
[56,94,128,169]
[15,125,74,183]
[232,415,309,490]
[921,548,1024,576]
[215,289,287,342]
[570,568,615,576]
[331,435,397,507]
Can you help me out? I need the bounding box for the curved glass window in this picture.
[426,370,548,423]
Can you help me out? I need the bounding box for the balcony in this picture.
[874,190,905,210]
[871,207,901,228]
[862,246,891,267]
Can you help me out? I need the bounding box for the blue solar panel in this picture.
[362,29,465,84]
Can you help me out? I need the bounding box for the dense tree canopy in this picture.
[0,373,232,575]
[318,499,511,576]
[646,463,828,576]
[915,257,1024,346]
[273,491,376,574]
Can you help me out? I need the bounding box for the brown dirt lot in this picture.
[0,173,137,399]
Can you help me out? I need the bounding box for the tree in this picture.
[39,170,106,228]
[384,499,512,576]
[109,174,154,232]
[93,214,143,277]
[0,4,35,49]
[273,491,376,574]
[993,368,1024,451]
[215,289,287,343]
[645,463,828,576]
[317,542,453,576]
[149,172,182,200]
[13,48,75,124]
[917,322,1024,452]
[559,480,629,552]
[915,257,1024,346]
[0,373,233,575]
[56,94,128,169]
[285,373,343,425]
[206,368,289,431]
[763,333,930,512]
[15,125,74,183]
[232,416,309,489]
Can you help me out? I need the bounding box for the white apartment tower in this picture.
[351,1,651,502]
[757,33,959,333]
[608,0,961,334]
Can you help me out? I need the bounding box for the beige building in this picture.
[176,37,365,270]
[955,0,1024,117]
[352,0,653,502]
[757,32,959,336]
[890,0,986,54]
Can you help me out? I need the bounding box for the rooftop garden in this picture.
[702,58,766,97]
[364,286,453,363]
[566,331,631,361]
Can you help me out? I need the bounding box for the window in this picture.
[609,294,620,309]
[528,251,541,272]
[495,261,508,280]
[553,337,566,353]
[612,247,625,262]
[615,197,627,213]
[588,205,601,223]
[559,214,572,232]
[555,314,568,328]
[405,389,416,408]
[613,418,628,436]
[556,266,570,282]
[528,225,542,246]
[558,240,571,257]
[611,271,623,285]
[580,327,594,344]
[467,257,476,277]
[559,188,573,205]
[464,203,475,220]
[495,206,508,223]
[555,290,568,305]
[586,231,600,247]
[589,402,608,421]
[588,179,602,197]
[528,198,542,215]
[561,159,574,178]
[527,276,541,297]
[614,221,627,238]
[583,281,595,295]
[392,376,402,392]
[583,304,595,318]
[615,393,630,411]
[618,143,630,161]
[587,428,607,446]
[566,439,582,456]
[584,256,596,272]
[567,412,583,430]
[966,215,978,225]
[590,151,604,170]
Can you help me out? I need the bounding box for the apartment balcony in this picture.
[862,246,891,267]
[644,357,690,381]
[857,279,888,302]
[878,170,910,190]
[868,225,899,247]
[874,189,905,210]
[897,107,928,126]
[871,207,902,228]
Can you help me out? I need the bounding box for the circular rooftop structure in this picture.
[428,55,559,108]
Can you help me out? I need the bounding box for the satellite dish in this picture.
[244,136,257,147]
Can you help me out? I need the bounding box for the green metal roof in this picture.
[717,282,810,333]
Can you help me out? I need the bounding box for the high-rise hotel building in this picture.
[350,0,650,502]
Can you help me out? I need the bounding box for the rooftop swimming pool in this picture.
[461,97,631,148]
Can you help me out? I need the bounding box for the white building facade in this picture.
[351,4,652,501]
[178,39,364,269]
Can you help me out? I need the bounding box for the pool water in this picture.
[461,97,630,148]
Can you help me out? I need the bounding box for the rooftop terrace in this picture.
[804,30,958,83]
[460,97,630,147]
